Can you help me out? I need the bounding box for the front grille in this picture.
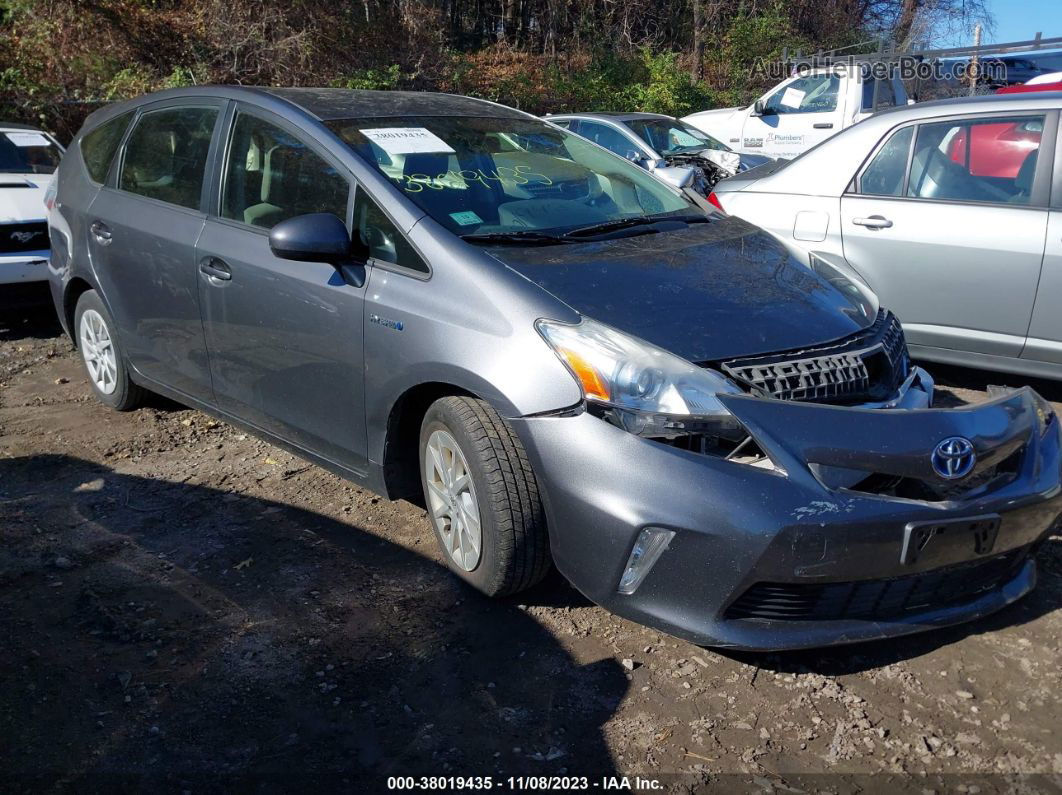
[724,547,1029,622]
[718,311,908,404]
[848,445,1024,502]
[0,221,48,254]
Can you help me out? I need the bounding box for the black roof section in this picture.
[255,88,528,120]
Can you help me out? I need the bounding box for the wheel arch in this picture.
[63,276,98,346]
[381,381,479,504]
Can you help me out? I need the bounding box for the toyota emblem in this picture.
[931,436,976,480]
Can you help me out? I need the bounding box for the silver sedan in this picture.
[711,92,1062,380]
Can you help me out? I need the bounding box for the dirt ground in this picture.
[2,290,1061,793]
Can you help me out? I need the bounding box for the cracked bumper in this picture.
[510,386,1062,650]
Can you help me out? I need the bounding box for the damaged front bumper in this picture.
[511,382,1062,650]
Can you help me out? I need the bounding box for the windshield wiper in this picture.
[460,230,573,246]
[564,214,710,239]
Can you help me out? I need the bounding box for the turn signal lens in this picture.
[558,349,610,402]
[617,527,675,595]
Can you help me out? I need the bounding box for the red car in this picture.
[996,81,1062,94]
[947,117,1043,179]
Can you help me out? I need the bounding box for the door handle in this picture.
[90,221,112,245]
[199,257,232,282]
[813,122,834,129]
[852,215,893,229]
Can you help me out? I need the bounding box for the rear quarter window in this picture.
[80,112,132,184]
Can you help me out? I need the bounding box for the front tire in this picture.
[74,290,145,411]
[419,397,550,596]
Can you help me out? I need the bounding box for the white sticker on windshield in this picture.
[5,132,51,148]
[360,128,455,155]
[780,87,805,109]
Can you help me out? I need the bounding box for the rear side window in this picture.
[119,106,218,210]
[861,78,897,112]
[858,126,913,196]
[221,112,350,229]
[80,113,131,183]
[353,189,427,273]
[908,115,1044,205]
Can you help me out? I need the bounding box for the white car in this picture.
[682,67,908,159]
[1,123,64,285]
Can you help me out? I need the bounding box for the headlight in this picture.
[536,316,744,439]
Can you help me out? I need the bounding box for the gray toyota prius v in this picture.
[46,87,1062,650]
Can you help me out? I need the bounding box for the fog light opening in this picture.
[617,527,676,595]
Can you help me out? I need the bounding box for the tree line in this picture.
[1,0,989,140]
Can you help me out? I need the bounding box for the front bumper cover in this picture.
[511,385,1061,650]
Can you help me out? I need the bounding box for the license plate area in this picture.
[901,514,1001,566]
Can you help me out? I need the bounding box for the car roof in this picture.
[86,86,529,125]
[871,90,1062,119]
[550,111,674,123]
[0,122,46,132]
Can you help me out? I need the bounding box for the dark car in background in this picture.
[46,86,1062,650]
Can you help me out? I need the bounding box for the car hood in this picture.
[485,216,876,362]
[0,174,51,223]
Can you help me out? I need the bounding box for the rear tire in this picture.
[74,290,145,411]
[419,396,551,596]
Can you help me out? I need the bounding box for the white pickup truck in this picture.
[682,67,909,160]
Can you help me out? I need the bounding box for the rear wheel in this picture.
[74,290,145,411]
[419,396,550,596]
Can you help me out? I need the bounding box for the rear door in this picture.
[1023,120,1062,365]
[87,99,225,401]
[840,111,1054,358]
[741,73,846,158]
[195,105,369,472]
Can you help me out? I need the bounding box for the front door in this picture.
[840,113,1051,358]
[196,108,369,472]
[741,73,846,158]
[87,101,224,401]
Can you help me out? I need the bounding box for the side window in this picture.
[857,126,913,196]
[551,119,572,130]
[221,112,350,229]
[353,189,427,273]
[80,113,131,183]
[119,106,218,209]
[861,78,897,112]
[907,115,1044,205]
[764,74,840,115]
[578,121,640,159]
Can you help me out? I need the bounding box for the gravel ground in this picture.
[2,292,1061,793]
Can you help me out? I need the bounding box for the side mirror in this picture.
[752,99,765,116]
[269,213,352,264]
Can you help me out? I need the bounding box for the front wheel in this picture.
[419,397,551,596]
[74,290,145,411]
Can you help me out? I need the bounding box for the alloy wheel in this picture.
[424,429,482,571]
[79,309,118,395]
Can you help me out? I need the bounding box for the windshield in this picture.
[627,118,731,156]
[327,116,693,237]
[0,130,63,174]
